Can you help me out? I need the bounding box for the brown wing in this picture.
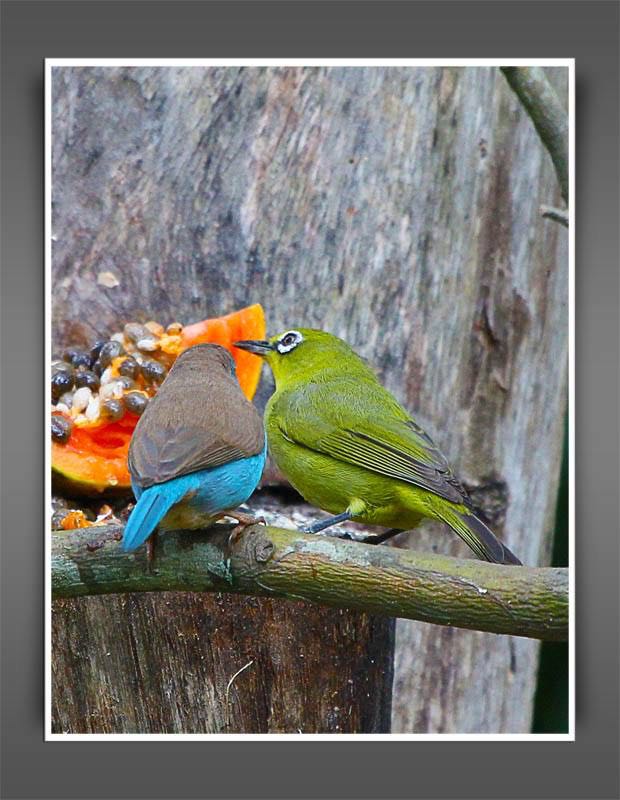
[128,360,264,489]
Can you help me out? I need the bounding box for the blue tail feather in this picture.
[122,445,268,553]
[122,483,186,552]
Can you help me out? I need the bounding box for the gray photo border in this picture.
[1,1,618,799]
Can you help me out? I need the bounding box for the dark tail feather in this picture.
[442,509,522,566]
[498,540,522,565]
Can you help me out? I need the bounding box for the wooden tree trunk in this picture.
[52,593,393,734]
[51,65,568,733]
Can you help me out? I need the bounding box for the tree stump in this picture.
[52,591,393,734]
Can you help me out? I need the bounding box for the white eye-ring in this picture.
[277,330,303,354]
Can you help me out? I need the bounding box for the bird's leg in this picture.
[300,511,353,536]
[232,510,265,527]
[227,510,266,548]
[145,531,158,568]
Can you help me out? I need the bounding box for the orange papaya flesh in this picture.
[52,411,135,496]
[181,304,266,400]
[52,304,266,497]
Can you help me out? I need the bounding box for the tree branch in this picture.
[540,205,569,227]
[52,523,568,642]
[501,66,569,205]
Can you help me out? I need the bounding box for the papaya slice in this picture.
[52,304,266,497]
[181,304,265,400]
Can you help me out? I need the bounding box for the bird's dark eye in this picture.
[276,330,303,354]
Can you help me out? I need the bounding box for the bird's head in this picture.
[234,328,367,385]
[171,343,237,377]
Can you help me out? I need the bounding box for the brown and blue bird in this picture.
[122,344,266,552]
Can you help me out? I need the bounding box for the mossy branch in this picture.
[501,66,569,207]
[52,523,568,642]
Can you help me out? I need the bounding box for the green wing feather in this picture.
[272,374,521,565]
[272,377,468,506]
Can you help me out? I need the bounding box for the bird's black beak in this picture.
[234,339,275,356]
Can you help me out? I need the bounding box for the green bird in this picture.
[235,328,521,565]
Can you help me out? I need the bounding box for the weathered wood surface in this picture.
[53,595,392,735]
[51,65,568,733]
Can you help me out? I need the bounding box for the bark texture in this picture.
[53,594,392,734]
[52,522,569,641]
[51,66,568,733]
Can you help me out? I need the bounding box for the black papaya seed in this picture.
[141,359,167,384]
[118,357,140,380]
[51,370,74,402]
[51,414,73,444]
[62,347,79,364]
[123,391,149,416]
[117,376,137,391]
[89,339,107,365]
[63,348,92,370]
[101,398,125,421]
[98,340,124,367]
[74,369,100,392]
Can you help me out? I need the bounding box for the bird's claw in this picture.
[227,514,266,548]
[299,522,353,540]
[327,530,354,540]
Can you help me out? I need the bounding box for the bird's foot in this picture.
[300,525,355,540]
[232,510,266,527]
[227,512,266,548]
[299,511,353,536]
[299,522,404,545]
